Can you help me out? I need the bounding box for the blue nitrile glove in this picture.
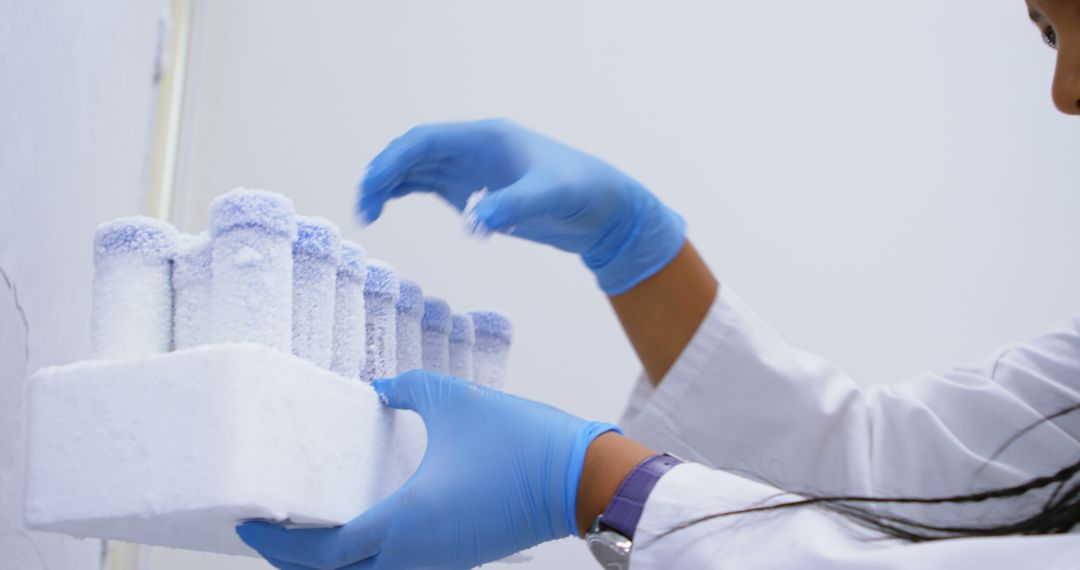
[236,370,618,570]
[358,119,686,295]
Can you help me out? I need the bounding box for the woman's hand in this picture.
[358,119,686,295]
[236,370,621,570]
[360,119,717,384]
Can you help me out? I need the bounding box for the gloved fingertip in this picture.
[356,208,374,227]
[463,210,493,239]
[371,379,391,405]
[364,156,388,183]
[237,520,274,531]
[235,520,278,545]
[372,370,437,413]
[354,195,369,225]
[263,557,304,570]
[465,194,511,238]
[460,190,493,238]
[356,199,383,226]
[471,193,502,227]
[360,170,384,192]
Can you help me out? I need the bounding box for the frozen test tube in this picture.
[291,216,342,368]
[330,240,367,379]
[91,216,178,359]
[469,310,513,390]
[420,297,452,374]
[395,280,423,374]
[448,313,475,381]
[172,232,212,350]
[362,260,399,381]
[208,188,298,351]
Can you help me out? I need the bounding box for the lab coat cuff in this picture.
[619,285,738,461]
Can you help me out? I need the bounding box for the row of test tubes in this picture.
[90,188,512,388]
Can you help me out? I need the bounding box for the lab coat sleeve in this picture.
[630,463,1080,570]
[619,370,654,426]
[620,283,1080,505]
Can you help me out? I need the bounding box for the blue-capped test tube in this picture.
[468,310,513,390]
[331,240,367,379]
[172,232,212,350]
[395,280,424,374]
[448,314,475,381]
[421,297,452,374]
[91,216,179,359]
[291,216,342,368]
[361,260,399,382]
[208,188,297,351]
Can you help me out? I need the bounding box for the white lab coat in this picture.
[620,285,1080,568]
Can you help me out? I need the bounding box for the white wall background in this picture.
[0,1,167,568]
[162,0,1080,568]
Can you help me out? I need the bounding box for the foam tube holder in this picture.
[22,344,414,557]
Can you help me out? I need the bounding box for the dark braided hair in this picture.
[657,403,1080,543]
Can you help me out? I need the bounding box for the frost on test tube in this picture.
[291,216,342,368]
[395,280,424,375]
[421,297,452,375]
[448,314,475,381]
[208,189,298,351]
[469,311,512,390]
[331,240,367,379]
[362,260,399,382]
[391,283,427,496]
[172,232,212,350]
[91,216,179,359]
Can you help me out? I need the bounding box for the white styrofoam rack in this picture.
[23,343,424,557]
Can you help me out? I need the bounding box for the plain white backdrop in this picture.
[157,1,1079,567]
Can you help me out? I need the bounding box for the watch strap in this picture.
[599,453,683,540]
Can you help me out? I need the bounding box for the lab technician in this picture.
[237,2,1080,568]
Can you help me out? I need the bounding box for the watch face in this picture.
[586,530,632,570]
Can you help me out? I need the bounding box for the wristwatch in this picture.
[585,453,684,569]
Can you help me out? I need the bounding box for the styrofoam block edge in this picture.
[23,344,422,557]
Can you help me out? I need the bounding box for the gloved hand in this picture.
[358,119,686,295]
[236,370,618,570]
